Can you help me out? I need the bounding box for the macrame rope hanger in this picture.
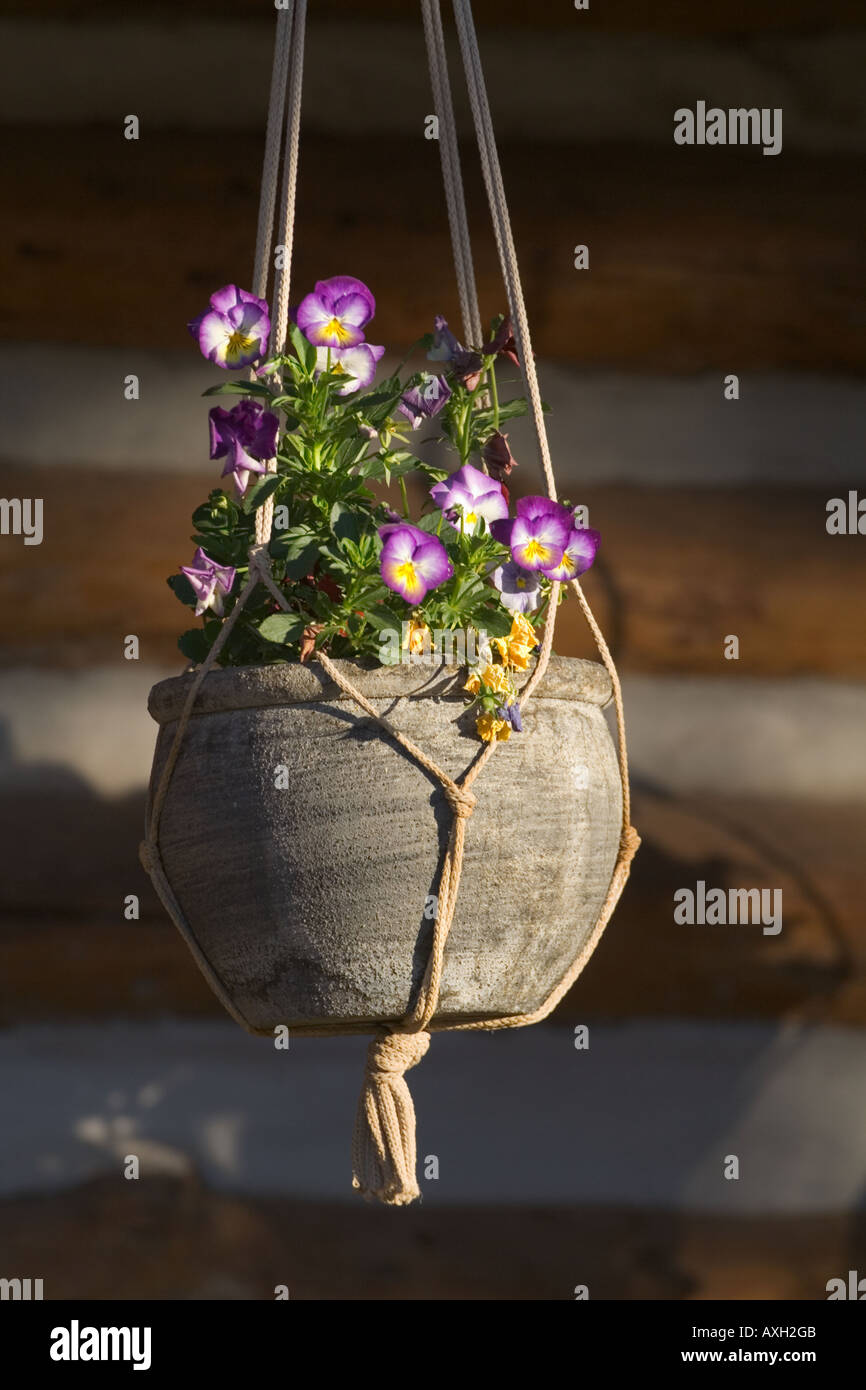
[139,0,640,1208]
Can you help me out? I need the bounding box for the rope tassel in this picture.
[351,1030,431,1205]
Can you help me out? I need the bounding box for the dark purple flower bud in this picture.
[482,430,518,483]
[452,349,484,392]
[482,314,520,368]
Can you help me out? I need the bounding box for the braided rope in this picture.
[420,0,483,347]
[140,0,638,1207]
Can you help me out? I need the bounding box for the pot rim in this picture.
[147,652,612,725]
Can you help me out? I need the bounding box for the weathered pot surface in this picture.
[146,655,622,1034]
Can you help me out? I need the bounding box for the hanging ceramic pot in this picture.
[144,655,622,1034]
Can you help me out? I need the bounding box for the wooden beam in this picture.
[1,467,863,678]
[5,129,864,372]
[2,1,861,34]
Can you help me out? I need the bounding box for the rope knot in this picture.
[366,1028,430,1080]
[444,783,477,819]
[621,825,641,861]
[247,543,272,577]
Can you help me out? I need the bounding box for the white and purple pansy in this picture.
[296,275,376,349]
[543,524,600,581]
[379,524,453,604]
[490,496,574,574]
[491,559,541,614]
[430,462,509,537]
[188,285,271,370]
[180,548,237,617]
[208,398,279,496]
[314,342,385,396]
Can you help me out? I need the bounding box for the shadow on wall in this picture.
[0,717,856,1027]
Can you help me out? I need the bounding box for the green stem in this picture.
[399,475,410,518]
[458,401,472,466]
[488,361,500,433]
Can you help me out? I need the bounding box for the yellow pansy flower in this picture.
[403,618,431,655]
[479,663,510,696]
[476,711,511,742]
[510,613,537,648]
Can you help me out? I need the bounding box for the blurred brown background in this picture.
[1,0,865,1300]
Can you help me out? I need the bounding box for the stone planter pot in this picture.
[145,655,622,1035]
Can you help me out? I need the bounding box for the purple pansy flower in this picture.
[490,495,573,573]
[398,373,452,428]
[188,285,270,370]
[180,548,237,617]
[492,559,541,614]
[430,462,508,537]
[208,398,279,496]
[543,525,601,581]
[314,342,385,396]
[379,524,453,604]
[296,276,375,349]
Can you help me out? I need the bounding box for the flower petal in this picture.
[542,527,601,580]
[316,276,375,320]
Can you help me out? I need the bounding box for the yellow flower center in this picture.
[522,538,551,564]
[516,577,526,589]
[464,511,478,526]
[226,330,255,357]
[324,317,353,345]
[395,561,418,586]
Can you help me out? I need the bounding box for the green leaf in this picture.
[477,606,513,638]
[242,471,283,515]
[361,605,405,633]
[349,377,403,425]
[202,380,275,399]
[257,612,305,644]
[413,510,446,535]
[268,525,322,579]
[177,628,210,662]
[330,501,360,545]
[191,489,238,535]
[289,324,317,375]
[473,398,549,432]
